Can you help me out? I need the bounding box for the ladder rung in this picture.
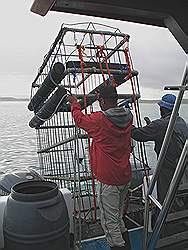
[148,194,162,210]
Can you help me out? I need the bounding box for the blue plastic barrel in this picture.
[3,180,70,250]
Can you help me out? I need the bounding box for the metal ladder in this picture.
[143,62,188,250]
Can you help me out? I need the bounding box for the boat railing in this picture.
[143,61,188,250]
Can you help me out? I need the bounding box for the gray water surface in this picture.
[0,102,38,173]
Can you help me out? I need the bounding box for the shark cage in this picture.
[28,22,150,248]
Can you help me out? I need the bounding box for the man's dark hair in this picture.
[98,85,118,100]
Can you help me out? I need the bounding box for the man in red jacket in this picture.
[68,85,133,250]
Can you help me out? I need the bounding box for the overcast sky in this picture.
[0,1,187,99]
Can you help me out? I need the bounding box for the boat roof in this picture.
[30,0,188,53]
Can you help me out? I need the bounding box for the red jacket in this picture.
[71,101,132,185]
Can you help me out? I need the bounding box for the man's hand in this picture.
[67,95,78,104]
[144,117,151,125]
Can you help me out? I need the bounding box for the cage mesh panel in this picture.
[30,24,148,232]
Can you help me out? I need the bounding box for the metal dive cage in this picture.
[28,22,149,247]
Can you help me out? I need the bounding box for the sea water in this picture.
[0,101,38,173]
[0,101,187,173]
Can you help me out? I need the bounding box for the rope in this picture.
[123,43,150,187]
[77,44,97,222]
[77,45,87,112]
[96,45,112,85]
[48,71,60,87]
